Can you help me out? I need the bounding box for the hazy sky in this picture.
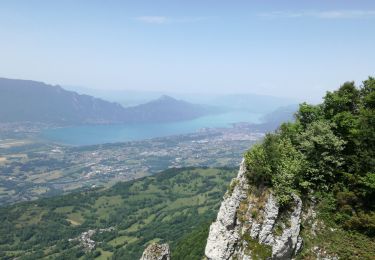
[1,0,375,101]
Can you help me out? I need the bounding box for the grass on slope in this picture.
[297,193,375,259]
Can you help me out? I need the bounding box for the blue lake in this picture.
[40,111,263,146]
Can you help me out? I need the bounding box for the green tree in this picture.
[296,102,323,129]
[245,143,272,185]
[272,138,306,205]
[297,120,346,189]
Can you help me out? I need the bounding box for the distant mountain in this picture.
[261,104,298,125]
[210,94,297,113]
[0,78,126,124]
[0,78,215,125]
[239,104,298,133]
[63,86,298,113]
[123,95,216,123]
[63,85,165,107]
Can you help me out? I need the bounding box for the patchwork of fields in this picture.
[0,167,237,259]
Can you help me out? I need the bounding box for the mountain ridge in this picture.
[0,77,214,125]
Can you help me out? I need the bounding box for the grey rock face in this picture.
[258,194,279,246]
[250,222,261,239]
[205,159,304,260]
[272,195,302,259]
[205,222,240,260]
[205,160,249,260]
[140,243,170,260]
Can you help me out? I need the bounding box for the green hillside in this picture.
[0,167,236,259]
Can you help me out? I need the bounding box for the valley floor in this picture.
[0,124,262,205]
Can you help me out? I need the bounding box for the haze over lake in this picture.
[40,111,262,146]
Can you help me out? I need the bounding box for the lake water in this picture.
[40,111,263,146]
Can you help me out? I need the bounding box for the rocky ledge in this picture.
[205,159,303,260]
[140,243,171,260]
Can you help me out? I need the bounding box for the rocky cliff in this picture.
[205,159,304,260]
[137,159,366,259]
[140,243,171,260]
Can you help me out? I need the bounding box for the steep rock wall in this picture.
[205,159,303,260]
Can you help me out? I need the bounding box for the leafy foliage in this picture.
[245,135,306,206]
[245,77,375,235]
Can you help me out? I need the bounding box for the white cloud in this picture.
[316,10,375,19]
[135,16,211,25]
[258,10,375,19]
[175,16,210,23]
[135,16,168,24]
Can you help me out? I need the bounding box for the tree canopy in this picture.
[245,77,375,236]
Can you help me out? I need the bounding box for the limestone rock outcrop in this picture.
[205,160,249,259]
[204,159,303,260]
[140,243,171,260]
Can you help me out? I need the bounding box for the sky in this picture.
[1,0,375,102]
